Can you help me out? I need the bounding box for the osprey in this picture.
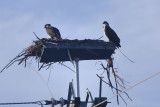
[44,24,62,40]
[103,21,121,48]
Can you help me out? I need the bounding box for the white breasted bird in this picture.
[103,21,121,48]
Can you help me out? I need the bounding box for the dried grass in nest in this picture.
[0,39,46,73]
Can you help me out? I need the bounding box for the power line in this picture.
[0,100,45,106]
[1,72,159,107]
[26,63,54,97]
[93,72,160,107]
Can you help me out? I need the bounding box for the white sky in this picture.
[0,0,160,107]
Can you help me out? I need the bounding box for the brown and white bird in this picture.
[103,21,121,48]
[44,24,62,40]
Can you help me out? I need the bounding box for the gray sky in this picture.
[0,0,160,107]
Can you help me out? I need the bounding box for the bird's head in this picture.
[44,24,51,28]
[103,21,109,26]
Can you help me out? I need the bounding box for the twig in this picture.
[47,68,52,85]
[97,36,103,40]
[119,94,127,105]
[59,62,75,73]
[99,61,132,105]
[99,75,132,101]
[38,63,45,71]
[113,70,119,105]
[41,62,55,69]
[0,51,26,73]
[33,32,47,48]
[118,48,134,63]
[45,62,53,70]
[33,32,41,40]
[100,63,112,87]
[66,42,75,67]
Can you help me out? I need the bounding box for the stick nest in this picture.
[0,38,50,72]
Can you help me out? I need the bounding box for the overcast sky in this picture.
[0,0,160,107]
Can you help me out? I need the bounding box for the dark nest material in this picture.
[0,38,75,72]
[0,38,47,72]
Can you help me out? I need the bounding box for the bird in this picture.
[44,24,62,40]
[103,21,121,48]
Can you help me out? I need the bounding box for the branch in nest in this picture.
[33,32,47,48]
[0,50,26,73]
[0,36,44,72]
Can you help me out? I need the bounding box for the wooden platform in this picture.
[40,39,116,63]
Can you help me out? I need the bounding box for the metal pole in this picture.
[75,58,80,97]
[96,74,104,98]
[99,78,102,98]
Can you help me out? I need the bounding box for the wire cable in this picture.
[26,63,54,97]
[0,101,44,107]
[93,72,160,107]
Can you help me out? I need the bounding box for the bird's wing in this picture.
[51,27,61,39]
[105,26,120,44]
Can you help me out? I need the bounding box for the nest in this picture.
[0,38,51,72]
[0,36,132,105]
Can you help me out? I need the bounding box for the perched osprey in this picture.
[103,21,121,48]
[44,24,62,40]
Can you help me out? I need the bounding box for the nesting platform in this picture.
[40,39,116,63]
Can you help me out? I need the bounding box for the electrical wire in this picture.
[0,101,44,107]
[93,72,160,107]
[26,63,54,97]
